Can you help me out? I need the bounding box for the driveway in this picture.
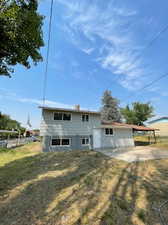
[97,146,168,162]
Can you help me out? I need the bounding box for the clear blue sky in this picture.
[1,0,168,128]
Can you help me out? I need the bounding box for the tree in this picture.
[0,112,25,138]
[0,0,44,77]
[0,112,24,130]
[121,102,154,125]
[101,90,121,122]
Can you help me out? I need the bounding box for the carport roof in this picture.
[101,122,157,131]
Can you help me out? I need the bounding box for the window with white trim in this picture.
[81,138,90,145]
[51,138,70,146]
[82,114,89,122]
[105,128,114,136]
[54,112,71,121]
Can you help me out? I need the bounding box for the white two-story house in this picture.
[40,105,101,151]
[40,105,135,152]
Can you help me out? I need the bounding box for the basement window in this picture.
[105,128,114,136]
[81,138,90,145]
[51,139,61,146]
[51,138,70,146]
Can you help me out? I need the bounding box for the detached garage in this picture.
[93,122,135,150]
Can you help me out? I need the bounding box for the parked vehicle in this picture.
[0,140,7,148]
[31,136,40,142]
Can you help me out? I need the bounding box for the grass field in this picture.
[0,143,168,225]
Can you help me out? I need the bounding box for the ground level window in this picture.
[62,139,70,146]
[51,138,70,146]
[105,128,114,135]
[52,139,60,146]
[81,138,89,145]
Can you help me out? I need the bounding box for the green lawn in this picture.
[0,143,168,225]
[0,142,41,167]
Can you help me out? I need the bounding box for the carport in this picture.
[130,125,158,145]
[100,122,158,146]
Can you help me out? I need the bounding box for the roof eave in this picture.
[39,106,100,115]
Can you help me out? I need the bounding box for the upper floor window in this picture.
[105,128,114,136]
[82,114,89,122]
[54,112,71,121]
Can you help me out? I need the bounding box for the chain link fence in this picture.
[0,137,38,149]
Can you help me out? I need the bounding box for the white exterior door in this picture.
[93,129,101,149]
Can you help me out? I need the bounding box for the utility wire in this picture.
[106,23,168,92]
[42,0,54,105]
[121,72,168,103]
[116,23,168,103]
[133,23,168,63]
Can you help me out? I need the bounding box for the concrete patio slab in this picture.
[96,146,168,162]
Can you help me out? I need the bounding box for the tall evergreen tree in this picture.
[101,90,121,122]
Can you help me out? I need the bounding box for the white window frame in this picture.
[53,112,72,121]
[105,128,114,136]
[51,138,71,147]
[81,114,89,122]
[81,137,90,146]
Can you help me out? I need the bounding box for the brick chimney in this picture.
[74,104,80,111]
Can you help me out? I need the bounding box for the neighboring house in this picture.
[148,117,168,136]
[39,105,135,152]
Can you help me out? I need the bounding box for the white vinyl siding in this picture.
[40,110,101,136]
[101,128,134,148]
[93,128,134,149]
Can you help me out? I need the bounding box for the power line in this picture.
[143,23,168,51]
[42,0,54,105]
[133,23,168,63]
[104,22,168,93]
[121,72,168,103]
[121,23,168,102]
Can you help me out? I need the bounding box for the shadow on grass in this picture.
[1,150,168,225]
[143,159,168,225]
[98,162,140,225]
[99,158,168,225]
[0,152,68,194]
[0,150,111,225]
[135,141,151,146]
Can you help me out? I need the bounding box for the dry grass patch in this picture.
[0,144,168,224]
[134,135,168,149]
